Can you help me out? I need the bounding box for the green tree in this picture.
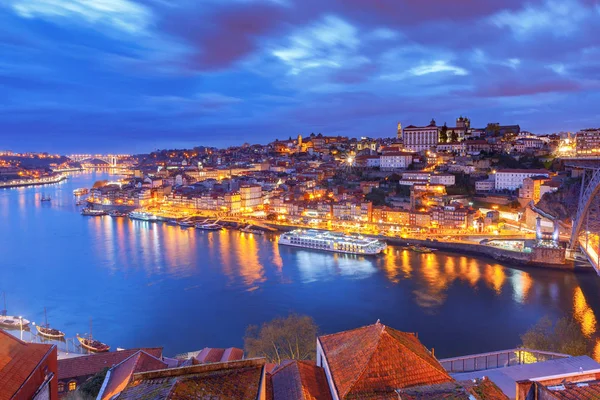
[244,314,318,363]
[521,316,588,356]
[439,123,448,143]
[365,188,387,206]
[450,130,459,143]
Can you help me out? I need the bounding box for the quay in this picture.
[0,174,67,189]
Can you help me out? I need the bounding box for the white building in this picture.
[240,184,262,211]
[494,169,550,191]
[379,152,414,170]
[402,119,440,152]
[476,178,495,192]
[430,174,455,186]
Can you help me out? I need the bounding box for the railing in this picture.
[439,348,570,374]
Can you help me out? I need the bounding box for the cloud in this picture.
[8,0,153,35]
[409,61,468,77]
[491,0,590,37]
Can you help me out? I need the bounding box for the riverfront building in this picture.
[494,169,550,191]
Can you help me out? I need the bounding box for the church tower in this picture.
[397,122,402,140]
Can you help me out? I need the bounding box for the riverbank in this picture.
[0,174,67,189]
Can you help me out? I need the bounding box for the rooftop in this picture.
[269,360,332,400]
[318,322,452,399]
[0,330,54,400]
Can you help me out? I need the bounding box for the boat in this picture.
[128,211,157,221]
[81,208,107,216]
[109,210,127,218]
[179,220,195,228]
[36,308,65,339]
[240,225,265,235]
[409,245,436,254]
[278,229,387,255]
[196,222,223,231]
[0,293,30,329]
[73,188,89,196]
[40,195,51,202]
[77,319,109,353]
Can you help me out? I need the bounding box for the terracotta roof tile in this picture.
[0,330,54,400]
[397,378,509,399]
[118,358,266,400]
[58,347,162,380]
[270,360,332,400]
[541,379,600,400]
[99,350,167,400]
[318,323,452,399]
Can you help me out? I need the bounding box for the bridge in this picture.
[569,166,600,273]
[68,154,131,167]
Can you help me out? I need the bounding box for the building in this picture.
[519,176,549,203]
[379,152,414,170]
[355,155,381,168]
[315,322,506,400]
[240,184,262,212]
[402,119,440,152]
[576,128,600,156]
[431,204,473,230]
[0,330,58,400]
[475,178,495,192]
[57,347,162,397]
[494,169,550,191]
[117,358,268,399]
[268,360,332,400]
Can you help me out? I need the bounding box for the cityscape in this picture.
[2,1,600,400]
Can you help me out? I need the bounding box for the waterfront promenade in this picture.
[0,174,66,189]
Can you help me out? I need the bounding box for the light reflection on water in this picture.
[2,170,600,358]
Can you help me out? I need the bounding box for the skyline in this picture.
[1,0,600,153]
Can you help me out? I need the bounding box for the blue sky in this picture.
[0,0,599,153]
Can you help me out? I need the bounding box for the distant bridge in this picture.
[68,154,130,167]
[569,166,600,273]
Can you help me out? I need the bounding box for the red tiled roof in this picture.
[396,378,509,399]
[0,330,54,400]
[119,358,266,399]
[99,350,167,400]
[495,169,549,174]
[270,360,333,400]
[539,380,600,400]
[318,323,452,399]
[194,347,244,364]
[58,347,162,380]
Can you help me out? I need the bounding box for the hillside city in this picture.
[2,119,600,399]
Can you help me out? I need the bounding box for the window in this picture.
[58,382,65,392]
[69,381,77,391]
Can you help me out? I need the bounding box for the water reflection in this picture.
[573,287,597,338]
[295,250,377,283]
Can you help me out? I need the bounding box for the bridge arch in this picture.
[570,168,600,250]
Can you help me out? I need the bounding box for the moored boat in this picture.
[128,211,157,221]
[109,210,127,217]
[240,225,264,235]
[0,293,30,329]
[73,188,89,196]
[36,307,65,339]
[81,208,107,216]
[41,194,51,202]
[278,229,387,255]
[196,223,223,231]
[77,335,110,352]
[409,245,436,253]
[179,220,195,228]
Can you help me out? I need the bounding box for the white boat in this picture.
[278,229,387,255]
[196,223,223,231]
[81,208,107,216]
[128,211,157,221]
[0,315,30,329]
[179,220,195,228]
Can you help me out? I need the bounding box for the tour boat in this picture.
[196,223,223,231]
[36,308,65,339]
[278,229,387,255]
[81,208,107,216]
[179,220,195,228]
[128,211,157,221]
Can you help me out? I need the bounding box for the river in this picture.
[1,170,600,358]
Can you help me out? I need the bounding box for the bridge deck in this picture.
[581,243,600,275]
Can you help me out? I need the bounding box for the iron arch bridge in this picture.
[68,154,130,167]
[569,167,600,271]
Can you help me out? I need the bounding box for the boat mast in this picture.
[89,318,93,341]
[44,307,48,327]
[1,292,6,316]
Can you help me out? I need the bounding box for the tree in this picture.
[521,316,587,356]
[439,123,448,143]
[266,213,278,221]
[244,314,318,363]
[365,188,387,206]
[92,180,108,188]
[450,130,459,143]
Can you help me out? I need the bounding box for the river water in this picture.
[1,170,600,358]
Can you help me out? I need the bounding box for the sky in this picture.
[0,0,599,154]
